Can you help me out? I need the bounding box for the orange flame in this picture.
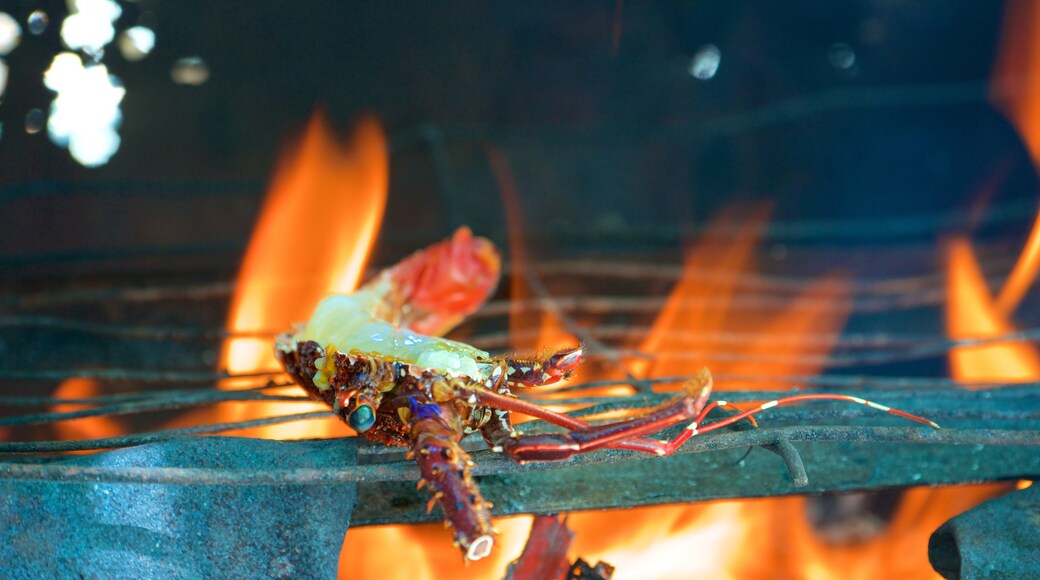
[225,112,388,376]
[558,206,858,579]
[51,378,124,443]
[634,205,851,387]
[992,0,1040,167]
[636,205,774,379]
[182,111,388,439]
[991,0,1040,316]
[946,237,1040,383]
[918,229,1040,580]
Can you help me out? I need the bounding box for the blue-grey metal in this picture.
[0,437,357,579]
[929,484,1040,579]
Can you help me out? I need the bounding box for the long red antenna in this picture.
[688,394,940,437]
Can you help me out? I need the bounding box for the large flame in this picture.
[561,207,858,579]
[205,112,388,440]
[990,0,1040,318]
[223,112,388,377]
[634,205,850,386]
[168,111,387,441]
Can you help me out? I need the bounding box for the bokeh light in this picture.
[25,108,45,134]
[118,26,155,61]
[689,44,721,80]
[171,57,209,85]
[0,12,22,55]
[28,11,49,36]
[44,52,125,167]
[60,0,122,58]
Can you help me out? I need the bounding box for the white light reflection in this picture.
[0,12,21,55]
[28,11,49,36]
[171,57,209,85]
[25,108,45,134]
[61,0,122,58]
[118,26,155,61]
[0,59,7,98]
[689,44,721,80]
[44,52,125,167]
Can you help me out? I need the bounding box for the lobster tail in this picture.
[410,415,495,560]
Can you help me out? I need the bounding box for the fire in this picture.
[946,237,1040,382]
[558,206,860,579]
[196,89,1035,577]
[51,377,124,443]
[223,111,388,376]
[992,0,1040,168]
[995,210,1040,315]
[936,229,1040,562]
[635,205,850,386]
[174,111,388,439]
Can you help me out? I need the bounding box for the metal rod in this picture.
[0,412,332,452]
[1,427,1036,483]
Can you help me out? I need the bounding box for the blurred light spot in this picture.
[44,52,125,167]
[0,12,21,55]
[44,52,86,91]
[25,108,45,134]
[68,125,120,167]
[0,58,7,97]
[171,57,209,85]
[689,44,721,80]
[828,42,856,70]
[28,11,49,36]
[61,0,122,58]
[118,26,155,61]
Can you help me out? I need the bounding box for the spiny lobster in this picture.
[276,227,938,560]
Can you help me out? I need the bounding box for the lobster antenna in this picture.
[693,393,941,437]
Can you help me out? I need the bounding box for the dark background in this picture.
[0,0,1034,276]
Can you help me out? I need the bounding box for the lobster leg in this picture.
[404,398,496,561]
[469,370,716,461]
[481,346,584,389]
[464,369,940,462]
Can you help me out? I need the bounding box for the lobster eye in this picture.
[348,404,376,432]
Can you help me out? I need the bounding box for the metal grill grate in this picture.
[2,233,1039,524]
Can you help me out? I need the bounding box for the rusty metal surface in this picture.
[929,484,1040,579]
[0,437,357,579]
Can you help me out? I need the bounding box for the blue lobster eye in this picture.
[348,404,376,432]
